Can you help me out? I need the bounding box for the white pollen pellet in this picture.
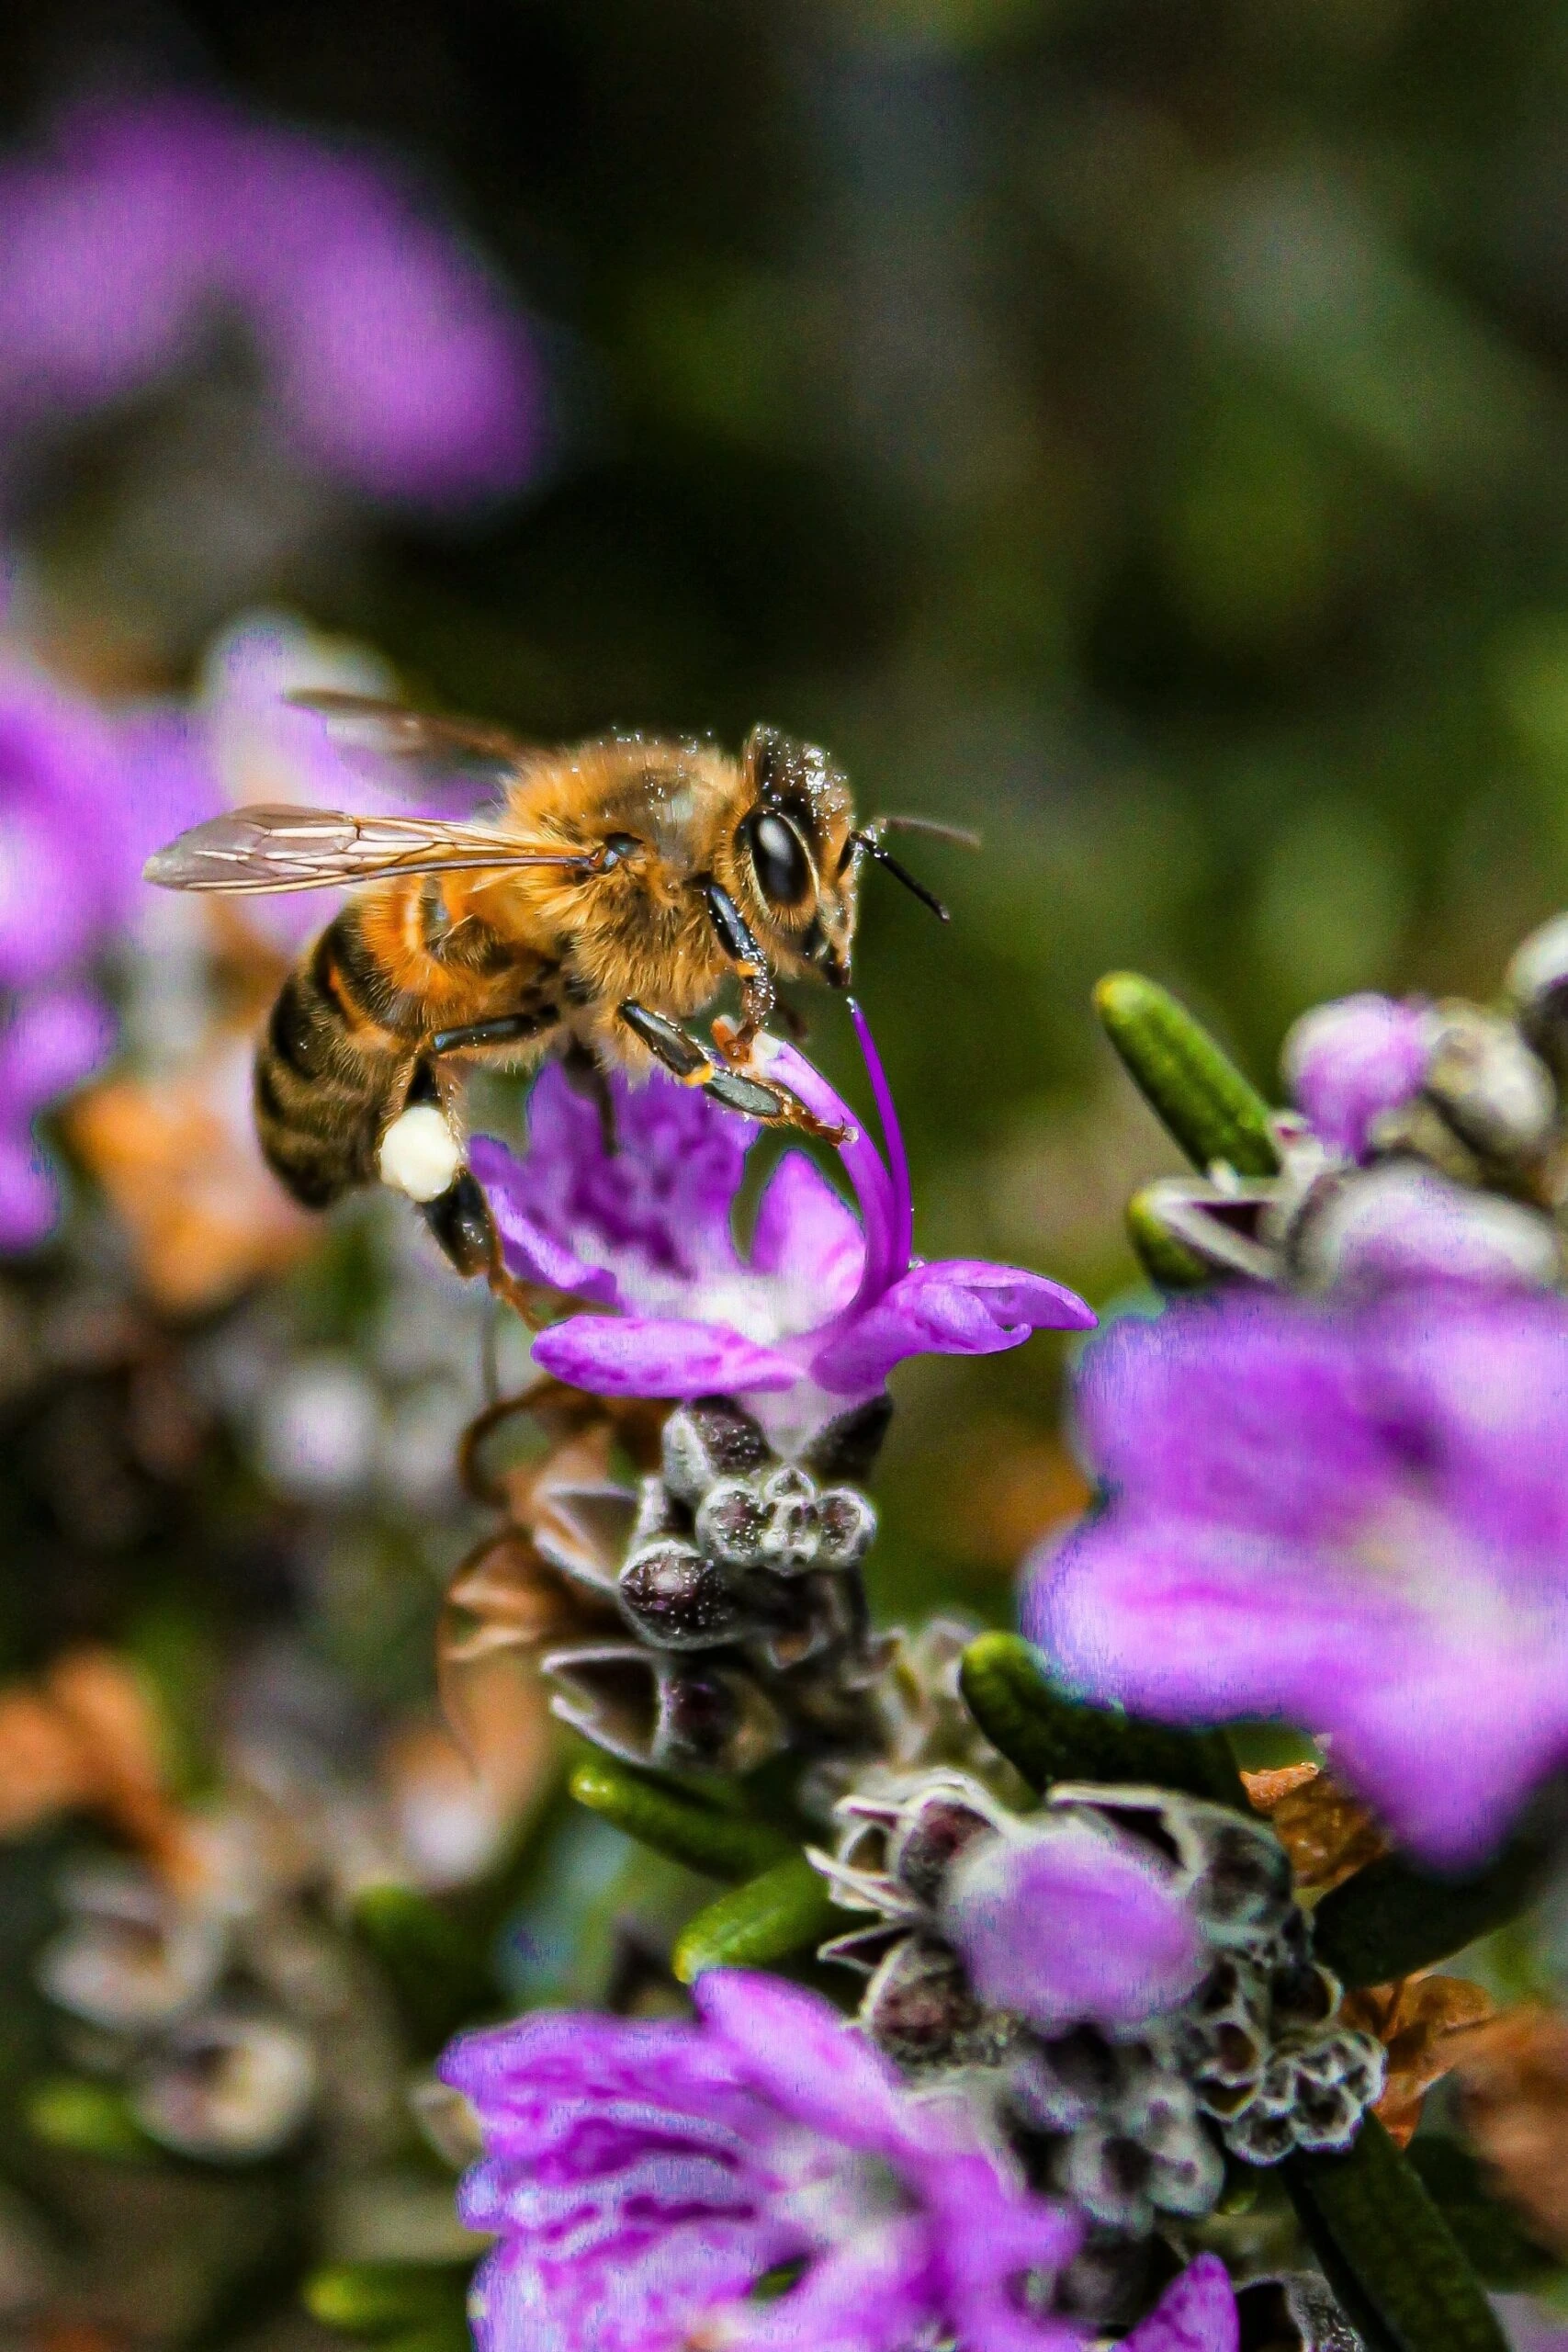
[378,1104,463,1202]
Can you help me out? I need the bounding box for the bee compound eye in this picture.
[744,810,812,910]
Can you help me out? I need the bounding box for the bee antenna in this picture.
[847,831,951,922]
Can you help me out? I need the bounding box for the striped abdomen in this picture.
[254,903,419,1208]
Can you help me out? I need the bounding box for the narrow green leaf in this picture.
[350,1884,496,2055]
[1094,971,1280,1176]
[304,2263,471,2341]
[959,1633,1247,1807]
[1284,2117,1508,2352]
[1313,1835,1548,1987]
[1404,2138,1559,2290]
[672,1853,842,1982]
[1125,1188,1213,1290]
[570,1757,794,1882]
[26,2075,153,2162]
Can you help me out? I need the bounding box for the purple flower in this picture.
[1122,2258,1237,2352]
[942,1812,1207,2036]
[439,1967,1086,2352]
[1027,1283,1568,1868]
[471,1010,1092,1445]
[0,642,208,1249]
[0,92,543,508]
[1281,992,1429,1163]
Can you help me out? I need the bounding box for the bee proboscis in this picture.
[144,697,973,1279]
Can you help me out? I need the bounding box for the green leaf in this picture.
[1125,1188,1213,1290]
[1404,2137,1559,2290]
[672,1853,842,1982]
[1094,971,1280,1176]
[958,1633,1247,1807]
[349,1884,497,2055]
[1284,2116,1508,2352]
[569,1756,795,1882]
[1313,1835,1548,1987]
[26,2075,154,2162]
[304,2262,471,2346]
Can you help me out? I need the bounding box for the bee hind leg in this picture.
[617,1000,846,1143]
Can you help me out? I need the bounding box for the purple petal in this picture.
[0,1130,62,1251]
[471,1136,621,1305]
[851,1002,913,1278]
[531,1315,800,1397]
[942,1817,1205,2034]
[0,987,117,1113]
[694,1973,913,2160]
[1029,1507,1568,1868]
[1070,1296,1391,1543]
[754,1035,899,1305]
[721,2218,936,2352]
[810,1260,1094,1395]
[749,1151,864,1311]
[1283,991,1430,1161]
[924,2150,1083,2352]
[1122,2257,1238,2352]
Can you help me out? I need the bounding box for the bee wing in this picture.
[143,807,598,896]
[288,691,534,796]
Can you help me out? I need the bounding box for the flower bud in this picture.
[1282,993,1430,1163]
[1507,909,1568,1077]
[660,1396,771,1506]
[38,1865,225,2031]
[1292,1162,1562,1294]
[131,2007,317,2161]
[1421,1004,1556,1162]
[617,1541,748,1650]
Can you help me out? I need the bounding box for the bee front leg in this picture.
[696,877,774,1061]
[616,1000,845,1142]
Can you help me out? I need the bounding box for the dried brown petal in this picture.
[0,1649,196,1886]
[1341,1971,1494,2146]
[1241,1760,1388,1893]
[1450,2003,1568,2253]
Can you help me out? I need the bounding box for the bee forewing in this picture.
[288,691,532,797]
[143,806,595,895]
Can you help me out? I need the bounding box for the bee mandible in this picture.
[144,699,972,1280]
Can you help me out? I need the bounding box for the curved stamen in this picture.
[752,1033,899,1306]
[850,1001,913,1283]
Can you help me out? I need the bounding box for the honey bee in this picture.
[145,700,970,1278]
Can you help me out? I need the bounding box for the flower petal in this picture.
[942,1816,1206,2035]
[694,1972,913,2160]
[1122,2256,1239,2352]
[1283,992,1430,1162]
[750,1151,864,1312]
[532,1315,800,1397]
[720,2218,936,2352]
[471,1136,621,1305]
[753,1034,899,1305]
[809,1260,1093,1396]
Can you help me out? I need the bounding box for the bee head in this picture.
[732,725,859,988]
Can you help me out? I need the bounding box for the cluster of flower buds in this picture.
[36,1818,404,2166]
[538,1393,897,1786]
[811,1770,1386,2241]
[1112,912,1568,1300]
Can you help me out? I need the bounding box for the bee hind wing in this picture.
[143,806,596,896]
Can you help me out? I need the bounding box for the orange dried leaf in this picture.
[1241,1759,1388,1892]
[1450,2004,1568,2255]
[1342,1972,1495,2146]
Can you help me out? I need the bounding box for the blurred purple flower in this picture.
[1281,992,1429,1163]
[1122,2258,1237,2352]
[942,1811,1207,2037]
[439,1964,1088,2352]
[1027,1284,1568,1868]
[0,91,544,507]
[0,643,209,1248]
[471,1008,1092,1442]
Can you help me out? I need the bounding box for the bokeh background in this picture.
[5,0,1568,2342]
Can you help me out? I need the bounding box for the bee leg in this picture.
[561,1041,619,1156]
[618,999,847,1143]
[697,878,775,1061]
[378,1060,499,1283]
